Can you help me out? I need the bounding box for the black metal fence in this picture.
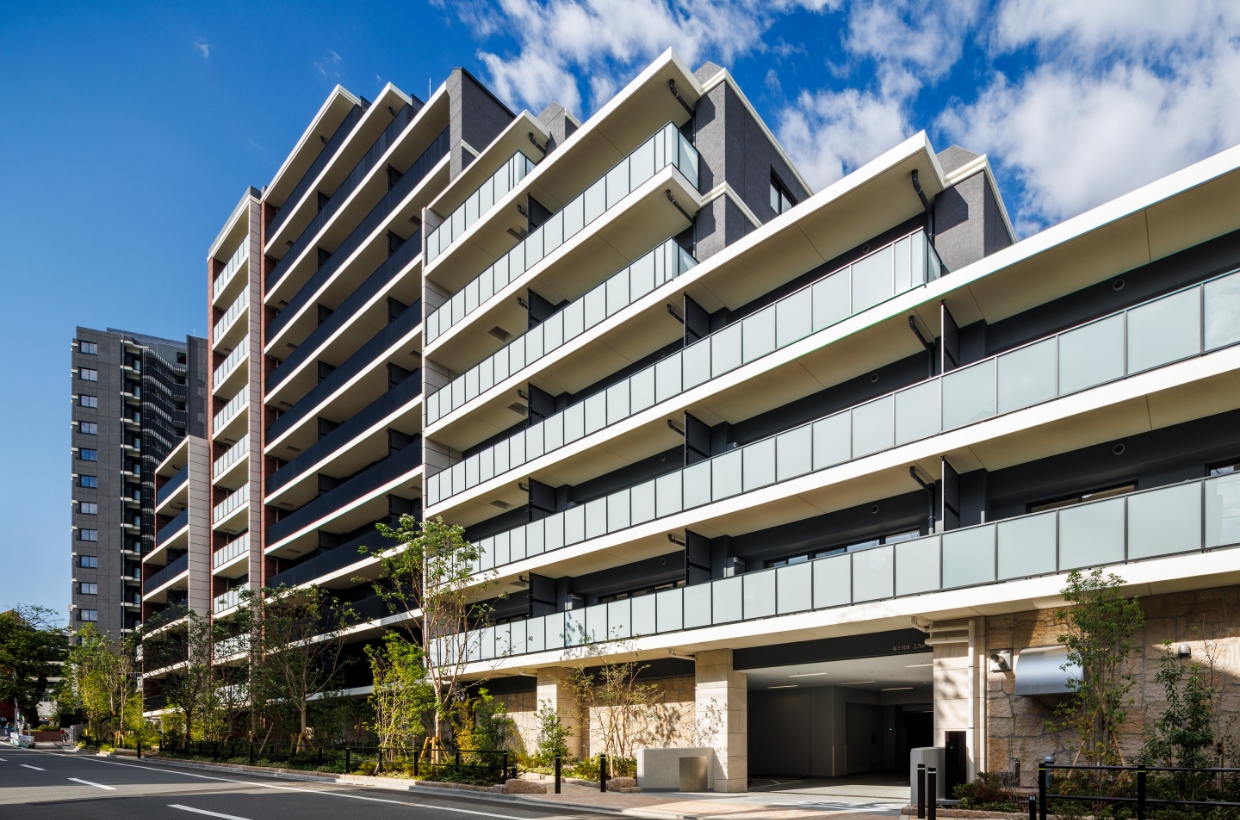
[157,737,514,781]
[1038,763,1240,820]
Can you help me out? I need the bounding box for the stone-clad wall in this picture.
[495,675,695,759]
[986,583,1240,787]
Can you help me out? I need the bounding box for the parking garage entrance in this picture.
[739,629,932,781]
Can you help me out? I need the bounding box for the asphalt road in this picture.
[0,746,604,820]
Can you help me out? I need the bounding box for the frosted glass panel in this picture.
[657,588,683,632]
[1059,497,1125,569]
[777,289,813,348]
[895,380,941,445]
[1205,272,1240,351]
[1127,483,1201,559]
[608,600,631,639]
[895,537,940,596]
[712,324,742,377]
[852,545,894,602]
[943,527,996,588]
[743,571,776,619]
[712,577,743,623]
[776,425,813,481]
[656,472,683,516]
[851,248,893,313]
[741,438,775,492]
[813,554,851,608]
[1059,315,1124,394]
[632,480,656,524]
[943,359,996,430]
[813,413,851,469]
[777,563,813,614]
[742,307,776,363]
[852,396,894,457]
[812,271,850,331]
[683,341,711,389]
[684,585,711,628]
[1127,288,1200,373]
[631,595,657,637]
[1207,473,1240,548]
[997,338,1057,414]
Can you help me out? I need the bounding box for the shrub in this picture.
[954,772,1019,811]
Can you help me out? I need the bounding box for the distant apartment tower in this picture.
[70,328,207,638]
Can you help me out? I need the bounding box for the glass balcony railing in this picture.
[266,125,447,343]
[213,533,249,568]
[213,484,249,525]
[428,230,944,507]
[426,122,700,345]
[156,509,188,545]
[213,633,249,660]
[213,435,249,479]
[266,304,423,445]
[214,388,247,432]
[448,472,1240,663]
[213,240,249,304]
[214,336,249,389]
[425,152,537,264]
[156,466,188,507]
[214,587,244,614]
[265,445,423,546]
[266,104,365,241]
[459,267,1240,575]
[144,553,189,594]
[266,376,423,498]
[214,287,248,342]
[427,239,696,426]
[268,528,397,590]
[267,102,423,293]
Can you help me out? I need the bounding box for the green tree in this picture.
[568,636,658,774]
[1053,569,1145,766]
[368,515,499,745]
[63,624,137,740]
[142,609,216,742]
[0,606,67,728]
[1140,642,1215,801]
[534,699,573,764]
[366,631,434,750]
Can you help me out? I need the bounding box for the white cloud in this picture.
[193,39,210,60]
[941,0,1240,233]
[776,87,909,190]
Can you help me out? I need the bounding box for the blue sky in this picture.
[3,0,1239,618]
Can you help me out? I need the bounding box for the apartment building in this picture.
[155,48,1240,794]
[70,328,207,640]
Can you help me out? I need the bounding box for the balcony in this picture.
[265,443,422,552]
[266,300,423,454]
[268,528,397,590]
[451,472,1240,664]
[213,286,249,352]
[155,509,188,546]
[427,238,695,428]
[213,484,249,533]
[214,587,245,615]
[427,230,943,508]
[425,122,699,346]
[426,152,536,263]
[213,434,249,488]
[212,239,250,307]
[156,466,188,509]
[213,533,250,577]
[460,266,1240,577]
[266,104,428,298]
[266,127,447,348]
[266,374,423,502]
[143,553,189,595]
[266,104,365,243]
[213,336,249,393]
[213,388,247,442]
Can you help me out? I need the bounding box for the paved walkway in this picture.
[518,787,905,819]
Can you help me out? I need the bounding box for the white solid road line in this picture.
[69,777,116,790]
[19,764,45,771]
[170,805,254,820]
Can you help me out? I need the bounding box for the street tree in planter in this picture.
[367,515,500,753]
[143,609,215,744]
[62,623,137,741]
[0,606,67,730]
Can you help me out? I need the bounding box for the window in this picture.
[1030,483,1136,514]
[79,502,98,515]
[1210,461,1239,476]
[79,341,98,355]
[79,448,97,461]
[176,351,186,364]
[598,579,686,604]
[79,368,98,382]
[79,394,98,408]
[78,609,98,622]
[78,421,98,435]
[770,173,795,215]
[79,475,98,488]
[79,529,98,542]
[78,555,98,568]
[767,529,922,567]
[78,583,98,595]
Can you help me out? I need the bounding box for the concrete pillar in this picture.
[931,618,986,782]
[694,649,747,792]
[536,667,581,759]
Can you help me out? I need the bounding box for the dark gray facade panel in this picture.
[448,69,515,179]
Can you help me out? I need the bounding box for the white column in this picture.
[536,667,582,759]
[695,648,747,792]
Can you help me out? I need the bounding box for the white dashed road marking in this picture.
[69,777,116,790]
[169,806,254,820]
[19,764,45,771]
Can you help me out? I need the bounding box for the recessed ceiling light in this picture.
[841,681,876,685]
[768,684,798,689]
[882,686,914,692]
[906,662,934,668]
[789,672,828,678]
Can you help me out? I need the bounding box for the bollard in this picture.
[926,767,937,820]
[1038,765,1047,820]
[1137,765,1146,820]
[345,746,350,773]
[249,741,255,766]
[554,755,562,794]
[137,738,142,759]
[917,763,926,818]
[1028,795,1036,820]
[600,754,608,792]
